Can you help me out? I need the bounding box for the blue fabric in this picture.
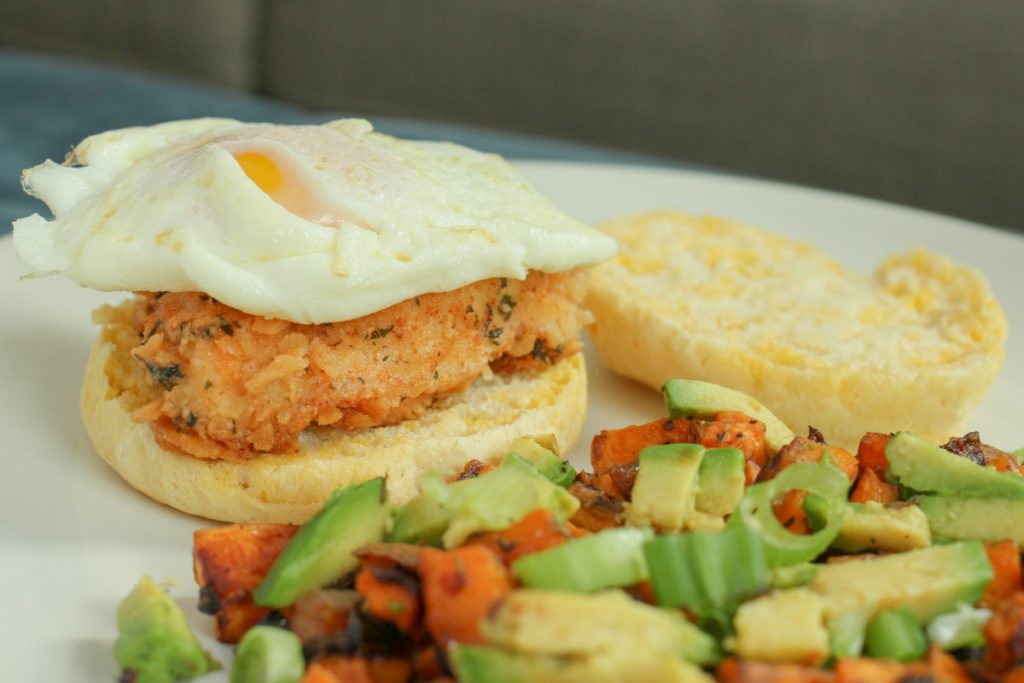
[1,49,671,235]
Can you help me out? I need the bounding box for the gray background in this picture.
[1,0,1022,231]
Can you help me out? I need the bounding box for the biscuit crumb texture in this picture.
[81,304,587,524]
[585,210,1007,449]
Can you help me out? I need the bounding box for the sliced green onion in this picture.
[801,492,830,533]
[864,608,928,662]
[512,527,651,592]
[643,525,767,616]
[231,626,304,683]
[729,460,850,567]
[772,458,851,500]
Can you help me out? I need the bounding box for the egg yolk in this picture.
[233,150,343,227]
[234,151,283,195]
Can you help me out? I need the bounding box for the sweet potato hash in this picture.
[114,379,1024,682]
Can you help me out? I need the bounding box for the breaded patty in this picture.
[116,270,589,461]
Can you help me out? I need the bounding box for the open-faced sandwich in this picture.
[12,119,617,523]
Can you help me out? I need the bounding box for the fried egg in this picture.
[13,119,617,323]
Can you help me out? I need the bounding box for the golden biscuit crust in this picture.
[81,312,587,523]
[585,210,1006,449]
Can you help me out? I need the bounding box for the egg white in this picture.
[13,118,617,323]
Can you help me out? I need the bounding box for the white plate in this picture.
[2,160,1022,679]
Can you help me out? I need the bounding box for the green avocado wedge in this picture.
[115,576,219,683]
[732,588,829,665]
[254,477,388,608]
[478,589,721,667]
[918,496,1024,543]
[886,431,1024,499]
[387,486,451,546]
[512,527,652,593]
[662,379,795,453]
[627,443,706,532]
[695,447,746,518]
[628,444,746,532]
[507,435,577,487]
[832,501,931,553]
[437,453,580,547]
[451,645,715,683]
[809,541,993,657]
[389,452,580,548]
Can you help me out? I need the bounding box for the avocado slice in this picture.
[733,588,830,665]
[918,496,1024,543]
[390,453,580,548]
[479,589,721,666]
[452,645,715,683]
[508,435,577,487]
[807,541,993,657]
[387,485,451,545]
[694,447,746,518]
[255,477,388,608]
[627,443,707,532]
[450,647,553,683]
[439,453,580,547]
[628,444,747,532]
[512,527,652,593]
[886,431,1024,499]
[831,502,931,553]
[115,576,219,683]
[662,379,795,453]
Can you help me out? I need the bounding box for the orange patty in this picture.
[125,270,589,461]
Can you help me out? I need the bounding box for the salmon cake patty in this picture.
[114,269,590,461]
